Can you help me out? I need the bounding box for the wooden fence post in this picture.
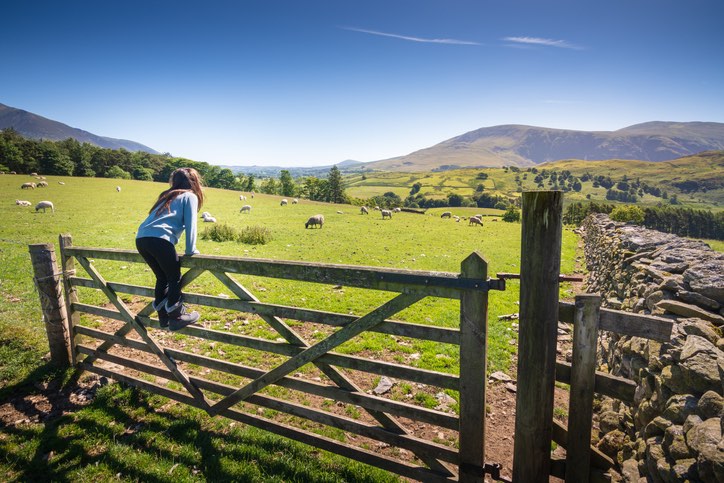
[59,234,79,365]
[565,294,601,483]
[513,191,563,482]
[459,251,488,482]
[29,243,72,368]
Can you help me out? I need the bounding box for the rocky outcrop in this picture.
[583,214,723,482]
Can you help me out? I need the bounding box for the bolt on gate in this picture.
[31,232,508,482]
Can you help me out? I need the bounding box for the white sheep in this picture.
[393,207,401,213]
[441,211,452,219]
[360,206,369,215]
[292,198,299,204]
[240,205,252,213]
[35,201,54,213]
[201,211,211,218]
[21,182,36,189]
[239,194,247,201]
[37,181,48,187]
[15,200,31,206]
[469,217,483,227]
[305,214,324,229]
[203,215,217,223]
[280,199,288,206]
[58,181,65,185]
[116,186,121,192]
[337,210,344,214]
[374,205,380,211]
[381,209,392,219]
[453,215,460,222]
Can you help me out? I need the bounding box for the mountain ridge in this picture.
[0,103,158,154]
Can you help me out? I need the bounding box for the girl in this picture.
[136,167,203,330]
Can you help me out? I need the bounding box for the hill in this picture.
[0,103,158,153]
[365,122,724,171]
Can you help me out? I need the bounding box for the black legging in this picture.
[136,237,181,309]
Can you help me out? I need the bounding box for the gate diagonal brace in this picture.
[208,292,424,416]
[74,257,210,410]
[211,272,455,477]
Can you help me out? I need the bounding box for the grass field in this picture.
[0,173,578,481]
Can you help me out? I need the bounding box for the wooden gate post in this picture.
[29,243,72,368]
[512,191,563,482]
[459,252,488,483]
[565,294,601,483]
[59,234,79,365]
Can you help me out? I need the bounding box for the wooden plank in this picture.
[496,272,583,282]
[81,363,457,483]
[513,191,563,483]
[555,361,636,404]
[209,292,425,416]
[74,255,210,410]
[59,234,80,365]
[551,419,614,470]
[458,252,488,483]
[64,246,505,298]
[72,277,459,344]
[558,301,673,342]
[566,295,601,483]
[75,333,459,430]
[211,271,455,476]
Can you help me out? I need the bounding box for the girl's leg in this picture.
[136,237,180,306]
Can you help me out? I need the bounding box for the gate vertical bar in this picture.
[58,234,79,365]
[512,191,563,482]
[565,294,601,482]
[29,243,72,367]
[458,252,488,483]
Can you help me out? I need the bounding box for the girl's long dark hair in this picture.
[150,168,204,215]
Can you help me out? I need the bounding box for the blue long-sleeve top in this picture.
[136,191,199,255]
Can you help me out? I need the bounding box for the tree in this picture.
[610,205,645,224]
[260,177,279,194]
[327,165,346,204]
[502,206,521,222]
[280,170,296,197]
[447,193,464,207]
[245,174,256,192]
[410,182,422,195]
[107,165,131,179]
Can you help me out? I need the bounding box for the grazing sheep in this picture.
[280,199,288,206]
[469,217,483,227]
[453,215,460,222]
[21,182,36,189]
[239,194,247,201]
[30,172,38,176]
[240,204,252,213]
[15,200,31,206]
[360,206,369,215]
[35,201,54,213]
[337,210,344,214]
[374,206,380,211]
[58,181,65,185]
[201,211,211,218]
[292,198,298,204]
[393,207,401,213]
[37,181,48,187]
[251,192,255,198]
[381,209,392,219]
[202,215,217,223]
[116,186,121,192]
[441,211,452,218]
[305,214,324,229]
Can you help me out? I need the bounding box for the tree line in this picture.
[563,202,724,240]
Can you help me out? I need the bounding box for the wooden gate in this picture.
[53,234,505,482]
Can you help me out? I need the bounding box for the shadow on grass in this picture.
[1,380,398,482]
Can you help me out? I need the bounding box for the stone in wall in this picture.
[582,214,723,482]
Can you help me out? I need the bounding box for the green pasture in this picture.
[0,173,578,481]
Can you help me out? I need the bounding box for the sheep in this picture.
[337,210,344,214]
[292,198,299,204]
[469,217,483,227]
[305,214,324,229]
[35,201,54,213]
[58,181,65,185]
[37,181,48,188]
[21,182,36,189]
[280,199,288,206]
[202,215,217,223]
[374,205,380,211]
[393,207,401,213]
[15,200,31,206]
[239,194,247,201]
[30,172,38,176]
[360,206,369,215]
[453,215,460,222]
[201,211,211,218]
[116,186,121,192]
[381,209,393,219]
[441,211,452,218]
[240,205,252,214]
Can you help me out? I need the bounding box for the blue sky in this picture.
[3,0,723,166]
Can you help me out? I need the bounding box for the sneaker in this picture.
[167,303,200,331]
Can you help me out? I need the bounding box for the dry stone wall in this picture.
[582,213,723,482]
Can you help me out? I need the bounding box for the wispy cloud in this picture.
[342,26,481,46]
[502,36,582,50]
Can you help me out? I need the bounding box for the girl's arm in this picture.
[184,193,200,255]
